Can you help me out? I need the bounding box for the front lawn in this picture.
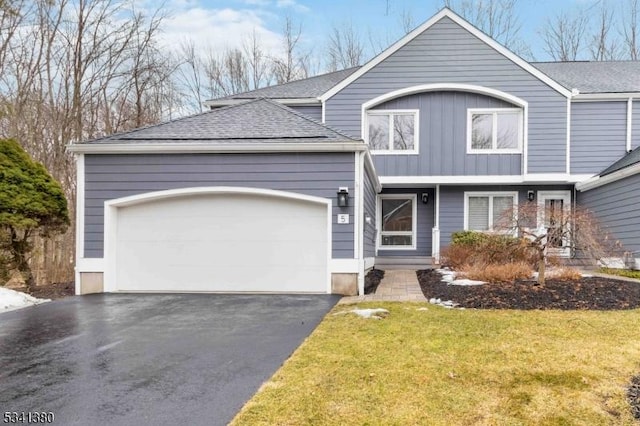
[232,303,640,425]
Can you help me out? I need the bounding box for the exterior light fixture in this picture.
[421,193,429,204]
[337,187,349,207]
[527,190,535,202]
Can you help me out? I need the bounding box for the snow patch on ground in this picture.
[0,287,50,313]
[436,269,485,286]
[334,308,389,319]
[428,298,464,309]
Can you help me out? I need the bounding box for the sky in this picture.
[151,0,613,69]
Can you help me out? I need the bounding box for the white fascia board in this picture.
[74,154,85,295]
[379,174,593,186]
[572,93,638,101]
[363,150,382,192]
[576,164,640,191]
[203,97,320,108]
[320,9,571,102]
[66,142,368,154]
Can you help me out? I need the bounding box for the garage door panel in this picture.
[113,192,329,293]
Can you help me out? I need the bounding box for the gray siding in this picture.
[325,16,567,174]
[377,188,435,257]
[578,174,640,253]
[571,101,628,174]
[439,185,573,247]
[633,100,640,150]
[362,165,378,258]
[84,153,355,259]
[372,91,521,176]
[288,105,322,122]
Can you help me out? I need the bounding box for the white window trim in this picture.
[365,109,419,155]
[376,194,418,250]
[467,108,523,154]
[463,191,519,232]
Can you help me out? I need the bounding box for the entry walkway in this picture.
[339,269,427,304]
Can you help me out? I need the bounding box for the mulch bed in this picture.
[364,269,385,295]
[417,269,640,310]
[28,281,75,300]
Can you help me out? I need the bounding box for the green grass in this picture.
[599,268,640,280]
[232,303,640,425]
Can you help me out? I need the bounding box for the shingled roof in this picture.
[600,146,640,177]
[533,61,640,94]
[83,98,360,144]
[206,67,360,102]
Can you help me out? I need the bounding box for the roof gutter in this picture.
[66,141,367,154]
[203,97,320,108]
[572,93,638,101]
[576,163,640,191]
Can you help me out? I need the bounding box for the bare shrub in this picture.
[460,262,533,283]
[547,267,582,281]
[440,244,475,269]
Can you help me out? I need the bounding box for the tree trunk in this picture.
[537,256,546,286]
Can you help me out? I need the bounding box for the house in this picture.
[68,8,640,296]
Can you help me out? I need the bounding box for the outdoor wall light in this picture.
[337,187,349,207]
[421,193,429,204]
[365,214,372,225]
[527,190,535,202]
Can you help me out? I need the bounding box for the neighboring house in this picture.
[68,8,640,296]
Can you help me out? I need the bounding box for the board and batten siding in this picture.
[372,91,521,176]
[325,16,567,174]
[633,100,640,150]
[377,188,434,257]
[578,174,640,253]
[84,153,355,259]
[288,105,322,122]
[362,166,378,258]
[570,101,628,174]
[439,185,573,247]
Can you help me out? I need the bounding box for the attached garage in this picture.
[103,187,331,293]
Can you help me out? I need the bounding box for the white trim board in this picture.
[379,174,593,186]
[67,142,367,154]
[320,8,571,102]
[576,163,640,191]
[74,154,85,295]
[203,97,320,108]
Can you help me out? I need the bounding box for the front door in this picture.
[537,190,571,257]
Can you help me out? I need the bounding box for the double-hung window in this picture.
[366,110,419,154]
[464,192,518,232]
[467,108,522,153]
[377,194,417,249]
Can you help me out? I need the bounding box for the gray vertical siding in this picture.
[84,153,355,259]
[288,105,322,122]
[578,174,640,253]
[439,185,573,247]
[362,165,378,258]
[376,188,435,257]
[325,16,568,174]
[371,91,521,176]
[633,100,640,150]
[570,101,628,174]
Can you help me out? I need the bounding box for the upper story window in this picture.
[365,110,419,154]
[467,108,522,154]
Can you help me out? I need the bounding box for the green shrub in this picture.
[451,230,488,247]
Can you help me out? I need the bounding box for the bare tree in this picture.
[541,10,589,61]
[495,202,622,285]
[327,21,364,72]
[622,0,640,59]
[271,16,311,84]
[590,4,621,60]
[243,29,271,90]
[443,0,527,55]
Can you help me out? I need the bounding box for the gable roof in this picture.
[600,147,640,177]
[80,98,359,145]
[204,67,360,106]
[320,8,572,102]
[534,61,640,94]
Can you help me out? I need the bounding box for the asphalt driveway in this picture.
[0,293,340,426]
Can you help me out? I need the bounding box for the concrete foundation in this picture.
[331,273,358,296]
[79,272,104,294]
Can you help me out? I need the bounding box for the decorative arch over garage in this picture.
[103,186,332,293]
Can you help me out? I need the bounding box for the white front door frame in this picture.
[537,190,572,257]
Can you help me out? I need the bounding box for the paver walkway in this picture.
[339,269,427,304]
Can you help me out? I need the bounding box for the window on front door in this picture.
[378,195,417,249]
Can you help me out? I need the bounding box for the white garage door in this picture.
[108,188,329,293]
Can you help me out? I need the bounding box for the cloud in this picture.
[276,0,310,13]
[158,6,283,56]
